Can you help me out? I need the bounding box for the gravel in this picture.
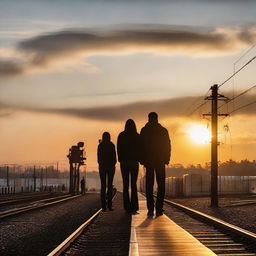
[64,192,131,256]
[167,195,256,234]
[0,193,101,256]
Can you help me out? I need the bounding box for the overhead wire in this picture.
[187,88,211,116]
[228,100,256,115]
[223,44,256,158]
[218,84,256,110]
[178,45,256,137]
[218,55,256,89]
[234,44,256,66]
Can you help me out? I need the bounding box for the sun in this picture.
[188,123,211,145]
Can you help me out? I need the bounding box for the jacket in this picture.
[117,131,140,162]
[140,122,171,166]
[97,141,117,168]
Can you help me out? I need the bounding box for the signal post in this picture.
[67,142,86,194]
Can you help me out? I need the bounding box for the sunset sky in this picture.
[0,0,256,170]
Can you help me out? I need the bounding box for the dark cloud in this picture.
[33,96,201,121]
[0,60,24,77]
[1,25,256,77]
[1,90,255,121]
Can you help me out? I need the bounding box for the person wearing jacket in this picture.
[97,132,116,211]
[117,119,140,214]
[140,112,171,217]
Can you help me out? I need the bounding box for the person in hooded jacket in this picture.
[97,132,116,211]
[140,112,171,217]
[117,119,140,214]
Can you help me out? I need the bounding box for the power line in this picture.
[228,100,256,115]
[181,48,256,117]
[188,101,208,116]
[218,55,256,89]
[187,88,211,116]
[181,47,256,119]
[234,44,256,66]
[218,84,256,110]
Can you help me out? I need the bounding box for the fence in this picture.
[140,174,256,197]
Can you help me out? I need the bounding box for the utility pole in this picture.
[69,163,74,194]
[13,166,16,194]
[203,84,229,207]
[41,167,43,192]
[33,165,36,192]
[6,166,9,189]
[210,85,218,207]
[45,167,48,189]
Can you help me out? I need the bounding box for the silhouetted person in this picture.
[140,112,171,217]
[81,177,85,195]
[97,132,116,211]
[117,119,140,214]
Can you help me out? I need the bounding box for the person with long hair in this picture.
[117,119,140,214]
[97,132,116,211]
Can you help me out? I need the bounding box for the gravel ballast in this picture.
[0,193,101,256]
[167,195,256,234]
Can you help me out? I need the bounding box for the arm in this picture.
[139,128,146,165]
[164,128,171,164]
[117,133,123,162]
[112,143,117,165]
[97,144,101,164]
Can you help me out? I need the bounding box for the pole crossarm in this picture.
[203,113,229,117]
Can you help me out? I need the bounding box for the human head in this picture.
[125,119,137,133]
[148,112,158,123]
[102,132,111,142]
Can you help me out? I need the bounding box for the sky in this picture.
[0,0,256,170]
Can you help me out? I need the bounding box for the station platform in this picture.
[129,194,216,256]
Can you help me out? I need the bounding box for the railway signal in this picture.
[67,142,86,194]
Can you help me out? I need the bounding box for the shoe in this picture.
[147,210,154,217]
[156,210,164,217]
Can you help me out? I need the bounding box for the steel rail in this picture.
[164,198,256,243]
[0,194,81,220]
[48,192,117,256]
[47,208,102,256]
[0,193,70,207]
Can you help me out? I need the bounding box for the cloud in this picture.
[1,90,255,121]
[1,25,256,77]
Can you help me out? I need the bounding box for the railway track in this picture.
[42,192,256,256]
[164,198,256,256]
[0,192,68,207]
[0,194,81,220]
[47,192,130,256]
[48,208,102,256]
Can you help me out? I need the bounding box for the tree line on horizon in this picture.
[167,159,256,177]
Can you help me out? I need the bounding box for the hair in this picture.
[102,132,111,142]
[148,112,158,122]
[125,119,137,133]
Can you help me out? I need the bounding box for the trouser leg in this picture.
[155,164,166,211]
[146,167,155,212]
[107,168,115,208]
[131,162,139,211]
[121,163,130,211]
[99,168,107,209]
